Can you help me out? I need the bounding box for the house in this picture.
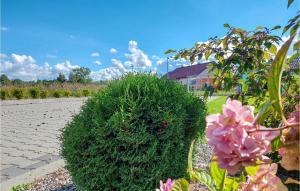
[165,61,215,91]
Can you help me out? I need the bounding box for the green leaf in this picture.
[164,49,176,54]
[290,24,299,36]
[210,161,226,190]
[271,136,284,151]
[271,25,281,30]
[171,178,189,191]
[245,165,260,176]
[224,23,230,28]
[282,23,293,35]
[268,34,295,121]
[254,101,272,123]
[192,170,216,191]
[205,51,212,60]
[269,44,277,55]
[224,178,240,191]
[288,0,294,8]
[263,51,271,60]
[187,139,195,177]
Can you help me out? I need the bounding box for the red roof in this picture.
[166,62,213,80]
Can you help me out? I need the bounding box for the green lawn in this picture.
[207,96,228,114]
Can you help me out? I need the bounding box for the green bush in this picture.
[40,90,49,98]
[12,88,25,99]
[64,90,72,97]
[29,88,40,99]
[53,90,62,98]
[82,89,90,97]
[0,90,10,100]
[72,90,82,97]
[61,73,206,191]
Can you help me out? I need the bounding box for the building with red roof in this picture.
[165,61,215,91]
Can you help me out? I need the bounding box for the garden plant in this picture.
[61,73,207,191]
[157,2,299,190]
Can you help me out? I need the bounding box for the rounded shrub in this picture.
[53,90,62,98]
[40,90,49,99]
[61,73,206,191]
[72,90,82,97]
[12,88,25,99]
[82,89,90,97]
[29,88,40,99]
[0,90,10,100]
[64,90,72,97]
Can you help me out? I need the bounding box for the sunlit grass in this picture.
[207,96,228,114]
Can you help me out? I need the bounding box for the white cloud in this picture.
[110,48,118,54]
[1,27,8,31]
[90,52,100,57]
[93,60,102,65]
[90,67,123,81]
[124,40,152,68]
[0,53,79,81]
[52,60,78,75]
[111,59,126,72]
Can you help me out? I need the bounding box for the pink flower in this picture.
[156,179,175,191]
[239,164,288,191]
[206,99,279,175]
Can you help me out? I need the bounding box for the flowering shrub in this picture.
[206,99,279,175]
[158,8,299,190]
[239,164,287,191]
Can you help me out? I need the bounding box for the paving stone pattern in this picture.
[0,98,86,183]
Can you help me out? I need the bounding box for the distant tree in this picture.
[0,74,10,85]
[12,79,23,85]
[57,73,67,83]
[69,67,92,83]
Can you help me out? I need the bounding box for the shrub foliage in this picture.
[0,90,10,100]
[12,88,25,99]
[61,73,206,191]
[29,88,40,99]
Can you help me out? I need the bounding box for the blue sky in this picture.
[1,0,299,81]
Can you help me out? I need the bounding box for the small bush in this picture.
[0,90,10,100]
[61,73,207,191]
[29,88,40,99]
[12,88,25,99]
[40,90,49,98]
[72,90,82,97]
[53,90,62,98]
[82,89,90,97]
[64,90,72,97]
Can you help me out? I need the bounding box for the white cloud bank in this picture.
[1,41,157,81]
[0,53,79,81]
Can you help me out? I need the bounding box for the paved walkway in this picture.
[0,98,86,190]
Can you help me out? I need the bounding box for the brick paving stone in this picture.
[0,98,86,183]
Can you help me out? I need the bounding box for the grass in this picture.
[207,96,228,114]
